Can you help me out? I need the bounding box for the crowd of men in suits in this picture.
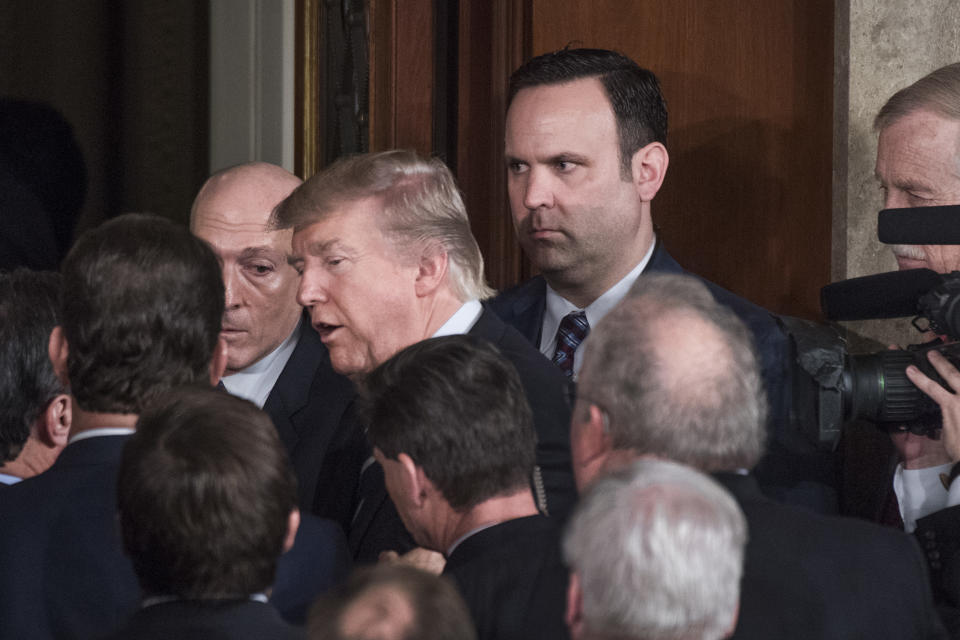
[3,47,960,639]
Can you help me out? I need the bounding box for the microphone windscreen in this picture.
[879,206,960,244]
[821,269,942,320]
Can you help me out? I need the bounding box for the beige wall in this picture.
[834,0,960,347]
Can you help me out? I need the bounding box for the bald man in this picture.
[192,162,355,512]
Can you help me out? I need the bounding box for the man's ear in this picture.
[282,509,301,554]
[48,326,70,387]
[40,394,71,449]
[565,571,585,639]
[414,243,449,298]
[630,141,669,203]
[209,334,229,386]
[584,404,614,459]
[397,452,429,507]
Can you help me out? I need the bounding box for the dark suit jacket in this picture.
[0,434,349,640]
[262,314,356,512]
[490,241,841,513]
[715,472,948,640]
[443,515,570,640]
[915,504,960,609]
[470,308,576,522]
[0,435,139,640]
[102,599,305,640]
[347,310,577,562]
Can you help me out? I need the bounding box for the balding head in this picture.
[572,273,767,489]
[191,162,304,375]
[191,162,302,230]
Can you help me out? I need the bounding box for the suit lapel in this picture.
[262,316,320,455]
[504,277,547,347]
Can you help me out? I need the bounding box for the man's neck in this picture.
[0,436,59,480]
[69,404,139,439]
[547,227,654,309]
[439,488,538,552]
[419,288,468,340]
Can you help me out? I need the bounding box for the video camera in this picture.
[790,205,960,448]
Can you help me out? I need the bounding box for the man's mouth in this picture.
[312,321,342,340]
[221,325,247,338]
[530,227,563,241]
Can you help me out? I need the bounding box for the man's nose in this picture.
[884,188,910,210]
[223,268,242,309]
[297,268,328,307]
[522,168,556,211]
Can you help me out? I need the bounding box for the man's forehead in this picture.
[292,199,388,248]
[506,78,617,150]
[878,111,960,167]
[192,167,300,228]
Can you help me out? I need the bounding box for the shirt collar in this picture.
[540,237,656,375]
[221,319,301,409]
[445,521,500,558]
[69,428,136,445]
[431,300,483,338]
[0,472,22,485]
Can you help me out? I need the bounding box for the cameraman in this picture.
[873,63,960,613]
[869,63,960,534]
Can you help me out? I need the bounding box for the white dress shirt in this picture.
[539,238,656,377]
[221,320,300,409]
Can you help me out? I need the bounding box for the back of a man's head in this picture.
[875,62,960,131]
[359,334,535,511]
[578,273,767,472]
[564,459,746,640]
[117,386,297,599]
[0,269,62,463]
[59,213,224,414]
[309,564,477,640]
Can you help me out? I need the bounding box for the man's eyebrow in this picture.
[238,246,283,261]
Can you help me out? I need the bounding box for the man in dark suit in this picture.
[106,387,321,640]
[565,459,746,640]
[0,214,227,640]
[0,269,69,487]
[359,336,569,640]
[0,214,348,640]
[571,272,948,639]
[488,48,828,510]
[272,149,576,561]
[191,162,355,511]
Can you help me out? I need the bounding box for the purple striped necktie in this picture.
[552,311,590,378]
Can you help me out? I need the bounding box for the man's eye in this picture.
[327,257,345,267]
[555,161,575,172]
[507,161,528,174]
[250,264,273,275]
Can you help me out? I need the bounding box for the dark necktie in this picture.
[552,311,590,378]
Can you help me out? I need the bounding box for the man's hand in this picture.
[906,350,960,462]
[378,547,446,575]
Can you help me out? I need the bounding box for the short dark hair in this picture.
[308,564,477,640]
[0,269,63,462]
[359,335,536,511]
[508,47,668,177]
[60,213,224,414]
[118,386,297,598]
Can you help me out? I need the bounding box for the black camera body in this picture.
[790,271,960,448]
